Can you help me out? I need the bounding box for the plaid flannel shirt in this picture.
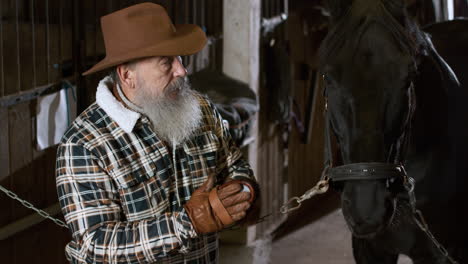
[56,77,255,263]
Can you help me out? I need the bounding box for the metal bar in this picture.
[201,0,205,29]
[109,0,114,12]
[0,79,70,108]
[73,0,86,113]
[94,0,97,65]
[271,0,276,17]
[261,0,265,18]
[191,0,196,72]
[186,0,191,24]
[217,0,223,70]
[0,1,4,96]
[193,0,197,27]
[447,0,454,20]
[46,0,50,83]
[272,0,276,17]
[0,202,62,241]
[16,0,21,92]
[58,0,63,79]
[171,0,177,22]
[31,0,37,87]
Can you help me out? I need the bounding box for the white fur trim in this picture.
[96,76,141,133]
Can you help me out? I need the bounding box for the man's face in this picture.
[133,56,187,100]
[130,55,202,145]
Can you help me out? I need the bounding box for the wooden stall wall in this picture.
[274,1,341,237]
[0,1,223,263]
[0,1,74,263]
[254,0,335,240]
[253,0,289,238]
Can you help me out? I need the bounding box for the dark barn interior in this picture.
[0,0,467,263]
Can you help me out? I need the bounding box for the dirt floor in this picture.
[220,209,413,264]
[269,209,412,264]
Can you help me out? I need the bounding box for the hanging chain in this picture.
[402,167,458,264]
[0,184,69,229]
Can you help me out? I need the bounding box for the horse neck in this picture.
[406,55,452,167]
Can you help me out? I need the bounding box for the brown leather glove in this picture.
[209,180,254,226]
[184,176,253,234]
[234,179,261,226]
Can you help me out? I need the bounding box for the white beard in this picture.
[134,77,202,145]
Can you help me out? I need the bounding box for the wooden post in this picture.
[223,0,261,246]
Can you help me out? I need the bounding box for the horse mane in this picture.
[319,0,429,69]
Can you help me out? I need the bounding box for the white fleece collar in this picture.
[96,76,141,133]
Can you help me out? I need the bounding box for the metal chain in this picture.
[279,164,331,214]
[403,175,458,264]
[280,179,329,214]
[412,210,458,263]
[0,184,69,229]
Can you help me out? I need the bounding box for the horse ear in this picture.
[327,0,353,20]
[422,33,460,91]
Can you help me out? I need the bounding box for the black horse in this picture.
[318,0,468,263]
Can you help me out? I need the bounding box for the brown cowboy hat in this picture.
[83,2,207,76]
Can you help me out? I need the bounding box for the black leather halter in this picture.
[322,80,416,183]
[328,162,405,181]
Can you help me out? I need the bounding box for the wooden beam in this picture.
[0,202,62,241]
[0,80,65,108]
[0,107,9,182]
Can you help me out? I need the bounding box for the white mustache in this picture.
[166,77,188,95]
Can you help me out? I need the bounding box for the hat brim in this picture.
[82,24,207,76]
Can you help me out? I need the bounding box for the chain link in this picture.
[0,184,69,229]
[402,175,458,264]
[412,210,458,263]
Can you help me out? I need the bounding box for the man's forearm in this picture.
[67,208,197,264]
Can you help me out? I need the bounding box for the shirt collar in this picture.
[96,76,141,133]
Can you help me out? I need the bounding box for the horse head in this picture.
[318,0,427,237]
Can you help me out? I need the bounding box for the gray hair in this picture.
[108,60,139,87]
[108,67,121,86]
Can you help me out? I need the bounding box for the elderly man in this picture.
[56,3,258,263]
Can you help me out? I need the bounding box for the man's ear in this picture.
[116,63,136,90]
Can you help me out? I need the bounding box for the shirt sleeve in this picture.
[210,101,256,183]
[56,142,198,264]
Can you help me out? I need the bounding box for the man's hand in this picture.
[184,176,253,234]
[216,181,252,221]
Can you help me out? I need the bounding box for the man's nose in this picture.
[172,56,187,78]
